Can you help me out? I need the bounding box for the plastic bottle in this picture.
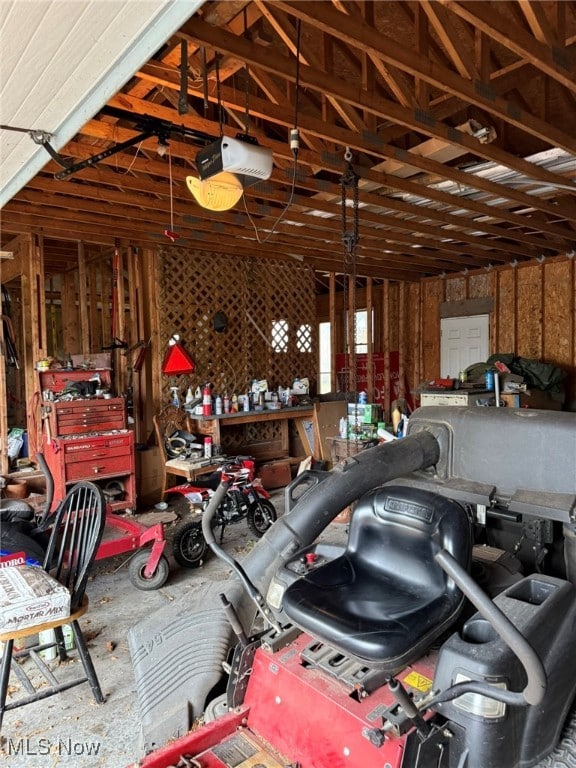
[170,387,180,407]
[215,395,223,415]
[204,436,212,458]
[243,392,251,412]
[339,417,348,439]
[358,391,367,404]
[185,386,194,406]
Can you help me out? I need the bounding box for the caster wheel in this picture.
[128,550,170,590]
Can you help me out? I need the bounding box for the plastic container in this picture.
[204,437,212,458]
[215,395,222,415]
[39,625,75,660]
[485,370,495,391]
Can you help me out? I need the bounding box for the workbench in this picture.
[188,406,314,462]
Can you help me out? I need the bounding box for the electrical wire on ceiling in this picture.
[242,18,302,245]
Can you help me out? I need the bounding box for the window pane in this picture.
[318,321,331,393]
[297,323,312,353]
[272,319,288,352]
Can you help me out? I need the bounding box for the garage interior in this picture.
[1,1,576,767]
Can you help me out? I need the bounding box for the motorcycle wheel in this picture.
[172,519,208,568]
[247,498,277,538]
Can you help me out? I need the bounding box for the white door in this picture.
[440,315,489,378]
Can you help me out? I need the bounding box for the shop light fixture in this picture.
[185,172,244,212]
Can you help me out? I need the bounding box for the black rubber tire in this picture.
[128,550,170,590]
[534,706,576,767]
[172,519,208,568]
[247,498,277,538]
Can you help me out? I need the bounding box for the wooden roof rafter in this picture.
[3,0,576,281]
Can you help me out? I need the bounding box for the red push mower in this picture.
[0,454,169,590]
[130,407,576,768]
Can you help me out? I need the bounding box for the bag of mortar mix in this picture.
[0,565,70,633]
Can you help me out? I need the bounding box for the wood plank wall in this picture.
[317,255,576,415]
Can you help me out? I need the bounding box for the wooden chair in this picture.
[0,481,106,730]
[153,405,198,497]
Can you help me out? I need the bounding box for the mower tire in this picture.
[128,550,170,590]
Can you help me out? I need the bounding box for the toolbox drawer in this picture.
[64,434,133,482]
[63,434,132,459]
[50,398,126,436]
[66,455,132,482]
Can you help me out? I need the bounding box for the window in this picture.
[353,310,370,354]
[318,321,331,393]
[296,323,312,353]
[271,319,288,353]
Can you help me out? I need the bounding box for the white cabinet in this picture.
[420,390,488,407]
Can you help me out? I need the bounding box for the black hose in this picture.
[202,479,282,632]
[428,680,528,709]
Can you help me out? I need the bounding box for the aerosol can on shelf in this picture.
[215,395,223,415]
[223,393,230,414]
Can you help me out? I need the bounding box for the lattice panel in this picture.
[158,248,317,403]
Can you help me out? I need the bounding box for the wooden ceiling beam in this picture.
[268,1,576,154]
[253,0,367,132]
[518,1,559,46]
[1,207,424,281]
[441,1,576,91]
[179,14,576,188]
[331,0,416,108]
[420,0,479,79]
[23,171,514,266]
[105,91,576,235]
[64,121,568,258]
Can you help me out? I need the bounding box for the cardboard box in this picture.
[347,403,381,424]
[0,565,70,632]
[258,459,292,490]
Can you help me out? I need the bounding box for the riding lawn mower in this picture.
[129,406,576,768]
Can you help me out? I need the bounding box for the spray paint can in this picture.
[204,436,212,458]
[215,395,223,415]
[223,394,230,414]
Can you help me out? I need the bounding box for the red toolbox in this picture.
[39,369,136,512]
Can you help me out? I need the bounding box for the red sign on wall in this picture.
[335,352,414,410]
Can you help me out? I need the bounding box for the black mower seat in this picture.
[282,485,472,672]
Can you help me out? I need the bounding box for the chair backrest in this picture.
[42,482,106,611]
[348,485,471,601]
[153,405,189,461]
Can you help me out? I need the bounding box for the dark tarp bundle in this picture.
[487,354,566,397]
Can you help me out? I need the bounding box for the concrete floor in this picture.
[0,488,307,768]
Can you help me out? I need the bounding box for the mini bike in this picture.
[167,456,277,569]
